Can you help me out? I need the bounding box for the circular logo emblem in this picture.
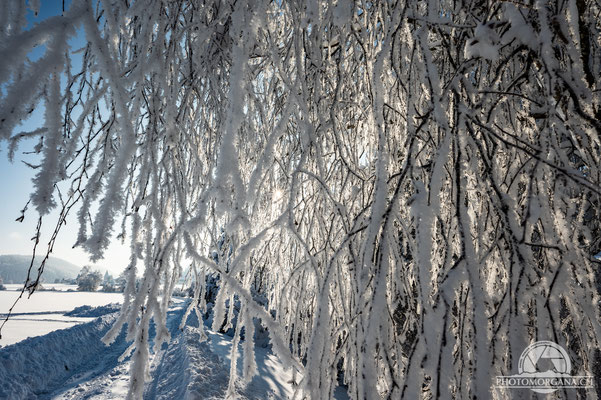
[517,341,571,393]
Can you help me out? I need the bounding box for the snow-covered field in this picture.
[0,288,123,346]
[3,283,80,292]
[0,298,299,399]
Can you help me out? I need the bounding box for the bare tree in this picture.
[1,0,600,398]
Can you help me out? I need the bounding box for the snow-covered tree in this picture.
[1,0,600,399]
[101,271,117,292]
[76,266,102,292]
[113,271,128,294]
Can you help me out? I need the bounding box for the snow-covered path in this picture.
[0,300,297,399]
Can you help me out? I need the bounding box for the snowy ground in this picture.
[0,289,352,399]
[3,283,80,292]
[0,296,300,399]
[0,288,123,346]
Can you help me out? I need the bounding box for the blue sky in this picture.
[0,0,128,275]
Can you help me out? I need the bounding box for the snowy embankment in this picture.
[0,312,126,399]
[0,300,296,399]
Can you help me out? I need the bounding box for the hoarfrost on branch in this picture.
[1,0,601,399]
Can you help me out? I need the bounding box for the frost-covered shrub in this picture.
[76,266,103,292]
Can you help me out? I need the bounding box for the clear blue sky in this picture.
[0,0,129,275]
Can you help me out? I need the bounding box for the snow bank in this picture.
[64,303,121,317]
[0,313,121,399]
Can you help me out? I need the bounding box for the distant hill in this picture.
[0,255,81,284]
